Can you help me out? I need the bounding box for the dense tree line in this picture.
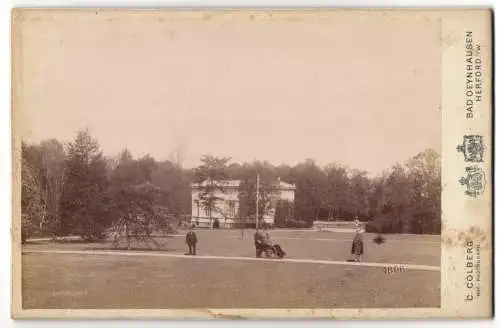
[21,129,441,242]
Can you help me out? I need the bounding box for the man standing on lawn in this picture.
[185,225,198,256]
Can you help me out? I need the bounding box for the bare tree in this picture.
[21,153,47,242]
[169,137,187,169]
[39,139,66,236]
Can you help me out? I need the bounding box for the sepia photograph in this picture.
[11,9,492,319]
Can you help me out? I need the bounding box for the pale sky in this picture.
[18,11,441,176]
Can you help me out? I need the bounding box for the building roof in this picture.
[191,179,296,190]
[191,180,241,189]
[277,181,296,190]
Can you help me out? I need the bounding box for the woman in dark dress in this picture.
[351,229,364,262]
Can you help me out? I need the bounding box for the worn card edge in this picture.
[9,8,493,320]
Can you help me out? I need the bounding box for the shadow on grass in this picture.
[53,239,102,244]
[91,246,183,252]
[22,241,45,245]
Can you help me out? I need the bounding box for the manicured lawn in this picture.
[21,229,440,309]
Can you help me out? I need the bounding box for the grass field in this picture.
[21,229,441,309]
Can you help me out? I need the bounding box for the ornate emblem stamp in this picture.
[457,135,485,162]
[459,166,487,198]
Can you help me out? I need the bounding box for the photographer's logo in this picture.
[459,166,486,198]
[457,135,484,162]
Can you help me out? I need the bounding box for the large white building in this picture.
[191,178,296,228]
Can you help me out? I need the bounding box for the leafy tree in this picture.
[347,169,372,220]
[289,159,327,224]
[151,160,190,221]
[406,149,441,234]
[383,163,413,232]
[21,145,47,242]
[367,172,389,218]
[365,149,441,234]
[21,140,66,238]
[108,182,173,249]
[323,163,350,220]
[59,130,110,240]
[194,155,231,229]
[238,161,280,228]
[274,200,294,227]
[111,150,157,186]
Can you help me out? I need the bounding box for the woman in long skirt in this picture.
[351,230,364,262]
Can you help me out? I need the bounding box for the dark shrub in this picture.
[279,219,312,229]
[298,220,313,228]
[373,234,386,244]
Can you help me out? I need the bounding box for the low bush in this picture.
[276,219,312,229]
[373,234,386,244]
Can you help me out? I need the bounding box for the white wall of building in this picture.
[191,179,295,228]
[191,181,241,228]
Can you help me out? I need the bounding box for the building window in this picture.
[228,200,236,218]
[204,205,211,217]
[194,200,200,217]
